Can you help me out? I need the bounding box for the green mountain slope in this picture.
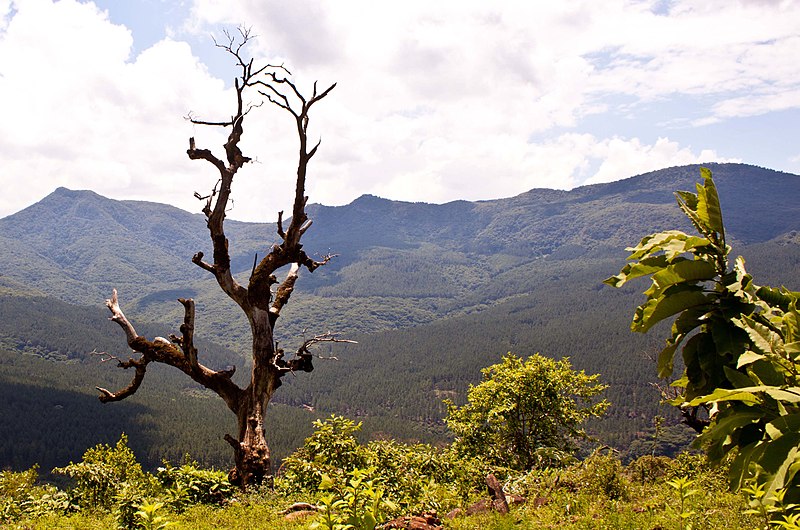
[1,163,799,470]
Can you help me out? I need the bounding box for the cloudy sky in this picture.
[1,0,798,221]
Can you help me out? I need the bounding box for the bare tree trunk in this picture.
[95,28,347,486]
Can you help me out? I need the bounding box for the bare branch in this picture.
[105,289,138,346]
[276,211,286,239]
[296,332,358,356]
[191,251,216,274]
[96,357,147,403]
[269,332,356,377]
[270,263,300,324]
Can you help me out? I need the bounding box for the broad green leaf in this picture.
[675,191,707,236]
[724,365,757,387]
[757,286,798,312]
[686,387,760,407]
[736,350,766,369]
[766,413,800,440]
[737,314,783,356]
[785,342,800,360]
[761,387,800,403]
[626,231,691,260]
[661,236,713,261]
[651,259,716,292]
[682,333,707,394]
[753,433,800,500]
[784,309,800,343]
[729,441,761,490]
[675,190,699,213]
[689,385,800,406]
[603,255,669,288]
[657,338,681,378]
[632,285,708,333]
[671,306,709,337]
[749,359,786,387]
[697,169,725,235]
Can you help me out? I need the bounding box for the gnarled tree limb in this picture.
[99,27,342,487]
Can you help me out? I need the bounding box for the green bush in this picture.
[627,455,673,483]
[53,434,154,511]
[279,415,367,495]
[278,415,484,513]
[445,353,608,471]
[559,449,630,500]
[156,459,233,511]
[0,466,77,523]
[311,467,396,530]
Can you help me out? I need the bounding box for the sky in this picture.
[0,0,799,222]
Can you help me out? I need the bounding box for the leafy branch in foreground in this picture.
[605,167,800,513]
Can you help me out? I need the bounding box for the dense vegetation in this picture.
[0,419,766,529]
[1,164,798,477]
[1,165,799,527]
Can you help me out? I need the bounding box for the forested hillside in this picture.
[1,162,799,473]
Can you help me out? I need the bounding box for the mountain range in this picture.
[1,162,799,472]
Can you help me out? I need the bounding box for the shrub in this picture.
[0,466,77,523]
[445,353,608,471]
[278,415,485,513]
[156,460,233,511]
[53,434,154,510]
[559,449,629,500]
[627,455,673,483]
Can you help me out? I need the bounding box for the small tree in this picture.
[95,29,349,486]
[606,168,800,509]
[445,353,609,470]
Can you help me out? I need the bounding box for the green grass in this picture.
[8,467,759,530]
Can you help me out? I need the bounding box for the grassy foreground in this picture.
[4,453,759,530]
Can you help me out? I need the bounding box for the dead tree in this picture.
[96,28,344,486]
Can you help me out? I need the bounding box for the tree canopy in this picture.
[445,353,608,470]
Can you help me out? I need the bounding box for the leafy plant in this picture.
[606,167,800,516]
[157,459,233,511]
[134,501,173,530]
[279,415,367,494]
[310,467,397,530]
[278,415,483,512]
[53,434,153,510]
[445,352,609,470]
[558,448,630,500]
[666,476,698,530]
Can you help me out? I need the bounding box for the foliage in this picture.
[156,459,233,510]
[134,501,174,530]
[53,434,154,510]
[557,448,630,500]
[0,449,764,529]
[445,352,609,470]
[626,454,673,483]
[278,415,367,494]
[605,167,800,516]
[1,466,76,522]
[278,415,484,513]
[666,476,699,530]
[311,467,397,530]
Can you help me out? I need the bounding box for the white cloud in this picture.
[581,137,740,186]
[0,0,797,221]
[0,0,234,219]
